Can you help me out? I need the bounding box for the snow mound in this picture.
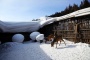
[12,34,24,43]
[30,32,40,40]
[0,42,22,54]
[0,42,22,49]
[76,42,89,49]
[36,34,44,41]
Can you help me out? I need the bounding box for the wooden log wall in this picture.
[38,15,90,44]
[53,15,90,43]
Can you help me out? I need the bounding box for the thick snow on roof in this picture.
[0,17,55,32]
[0,40,90,60]
[40,7,90,27]
[0,21,40,32]
[0,7,90,32]
[40,18,56,27]
[39,17,52,20]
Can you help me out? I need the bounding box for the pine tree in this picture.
[80,0,90,9]
[80,1,84,9]
[72,4,79,12]
[83,0,90,8]
[48,0,90,17]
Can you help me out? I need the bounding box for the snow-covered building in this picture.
[39,7,90,44]
[0,7,90,44]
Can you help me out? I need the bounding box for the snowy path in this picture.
[0,40,90,60]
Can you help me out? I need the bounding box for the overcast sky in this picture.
[0,0,83,22]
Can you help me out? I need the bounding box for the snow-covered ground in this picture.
[0,40,90,60]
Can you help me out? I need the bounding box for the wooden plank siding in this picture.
[53,15,90,44]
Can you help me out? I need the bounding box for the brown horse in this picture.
[45,34,55,43]
[51,35,66,48]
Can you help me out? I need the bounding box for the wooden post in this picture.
[74,23,79,43]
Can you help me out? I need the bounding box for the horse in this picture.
[45,34,55,43]
[51,35,66,48]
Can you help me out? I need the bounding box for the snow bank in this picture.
[0,42,23,54]
[0,42,51,60]
[0,42,22,49]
